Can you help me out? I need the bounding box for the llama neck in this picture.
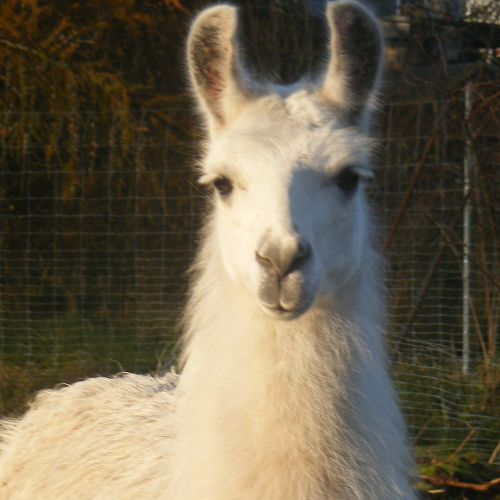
[181,235,370,406]
[169,234,408,500]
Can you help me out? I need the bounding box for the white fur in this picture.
[0,2,416,499]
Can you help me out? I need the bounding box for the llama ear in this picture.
[322,1,383,122]
[187,5,250,130]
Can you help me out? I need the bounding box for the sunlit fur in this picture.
[0,2,416,499]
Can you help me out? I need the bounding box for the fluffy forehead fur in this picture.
[202,91,373,183]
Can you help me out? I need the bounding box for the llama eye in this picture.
[213,175,233,197]
[334,168,359,194]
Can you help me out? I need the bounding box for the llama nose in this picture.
[256,234,311,277]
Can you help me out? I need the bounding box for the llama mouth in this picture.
[261,300,314,320]
[257,275,315,320]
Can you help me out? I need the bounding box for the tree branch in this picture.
[420,475,500,492]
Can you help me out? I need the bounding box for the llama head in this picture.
[188,1,383,320]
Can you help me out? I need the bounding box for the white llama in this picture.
[0,2,417,499]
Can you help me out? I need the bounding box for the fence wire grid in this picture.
[1,81,499,461]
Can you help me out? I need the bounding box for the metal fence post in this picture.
[462,82,472,375]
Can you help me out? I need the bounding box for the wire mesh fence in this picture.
[374,75,500,461]
[0,107,200,407]
[1,76,499,461]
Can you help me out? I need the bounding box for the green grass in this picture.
[0,314,180,416]
[392,357,500,462]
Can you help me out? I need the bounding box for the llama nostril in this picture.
[288,241,311,274]
[255,252,275,272]
[296,239,311,258]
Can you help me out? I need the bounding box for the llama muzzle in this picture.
[255,232,314,318]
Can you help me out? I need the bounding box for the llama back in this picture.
[0,372,178,500]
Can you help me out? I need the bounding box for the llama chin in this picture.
[0,3,417,500]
